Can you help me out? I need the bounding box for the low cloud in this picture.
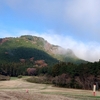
[41,35,100,62]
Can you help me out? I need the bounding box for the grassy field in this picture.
[0,76,100,100]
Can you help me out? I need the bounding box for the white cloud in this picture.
[2,0,100,40]
[42,34,100,62]
[65,0,100,23]
[65,0,100,36]
[4,0,100,24]
[4,0,64,19]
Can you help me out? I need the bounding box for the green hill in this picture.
[0,35,87,64]
[0,37,58,66]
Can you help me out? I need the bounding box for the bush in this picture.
[52,74,67,86]
[17,75,23,78]
[26,76,52,84]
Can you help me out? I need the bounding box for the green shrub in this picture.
[26,76,52,84]
[18,75,23,78]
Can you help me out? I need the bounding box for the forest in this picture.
[0,59,100,90]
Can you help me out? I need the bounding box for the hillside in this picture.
[0,37,58,66]
[0,35,86,64]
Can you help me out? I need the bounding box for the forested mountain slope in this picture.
[0,35,87,64]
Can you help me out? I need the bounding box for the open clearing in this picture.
[0,77,100,100]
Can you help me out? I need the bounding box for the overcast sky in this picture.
[0,0,100,62]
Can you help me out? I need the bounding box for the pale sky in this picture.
[0,0,100,62]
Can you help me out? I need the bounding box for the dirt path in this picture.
[0,77,100,100]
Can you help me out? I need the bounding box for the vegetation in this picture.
[25,61,100,90]
[52,61,100,89]
[0,35,59,76]
[17,75,23,78]
[26,76,52,84]
[1,35,100,90]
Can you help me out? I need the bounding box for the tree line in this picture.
[1,56,100,90]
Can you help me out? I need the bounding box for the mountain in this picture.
[0,35,86,65]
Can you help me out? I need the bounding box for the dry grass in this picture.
[0,91,75,100]
[0,76,100,100]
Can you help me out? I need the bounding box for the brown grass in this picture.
[0,76,100,100]
[0,91,74,100]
